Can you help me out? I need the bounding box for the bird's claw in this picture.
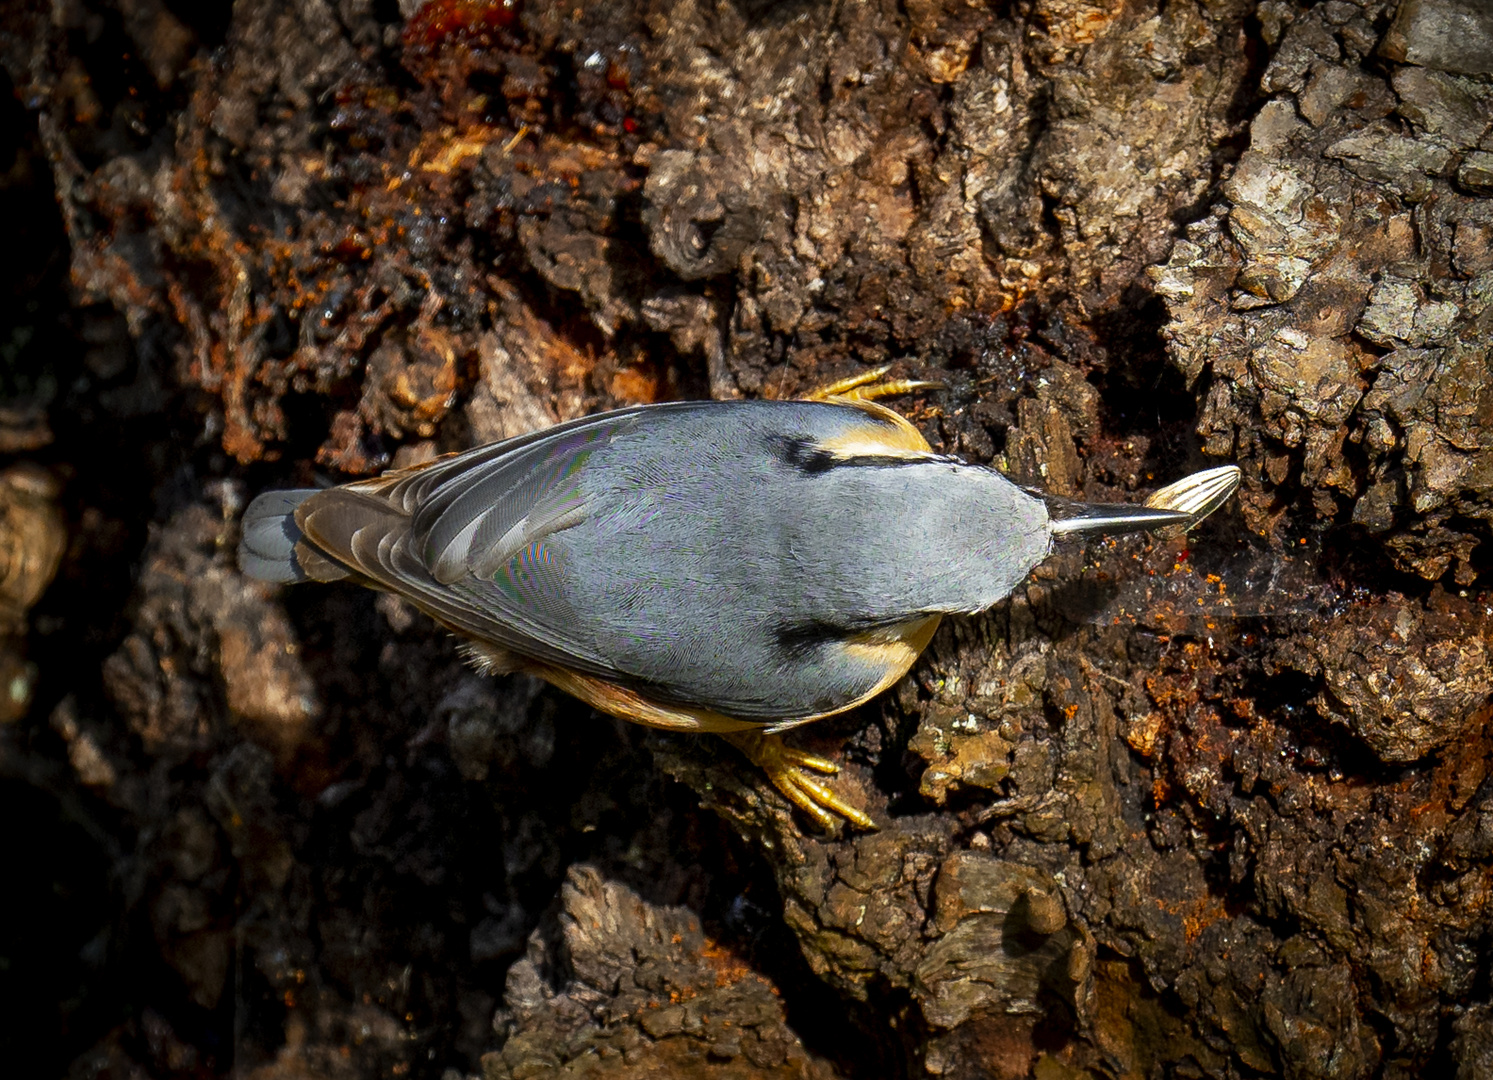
[722,731,877,831]
[806,365,943,404]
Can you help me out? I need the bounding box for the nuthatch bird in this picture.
[239,371,1239,829]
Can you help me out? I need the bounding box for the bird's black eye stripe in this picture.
[773,619,843,656]
[770,434,837,473]
[774,615,918,657]
[768,433,941,474]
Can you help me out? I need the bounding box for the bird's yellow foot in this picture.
[722,731,877,831]
[805,364,941,404]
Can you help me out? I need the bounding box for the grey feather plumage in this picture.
[239,488,318,583]
[240,399,1233,723]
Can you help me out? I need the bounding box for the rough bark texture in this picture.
[2,0,1491,1077]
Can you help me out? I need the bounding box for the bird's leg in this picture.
[804,364,941,404]
[721,731,876,831]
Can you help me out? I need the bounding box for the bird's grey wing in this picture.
[297,403,705,678]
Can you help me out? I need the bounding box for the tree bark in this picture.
[1,0,1491,1076]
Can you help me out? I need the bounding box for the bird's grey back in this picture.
[535,401,1051,718]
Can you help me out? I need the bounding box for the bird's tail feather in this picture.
[239,489,351,583]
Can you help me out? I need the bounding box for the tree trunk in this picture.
[1,0,1491,1076]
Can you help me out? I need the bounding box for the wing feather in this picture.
[423,424,606,583]
[293,403,705,679]
[296,489,619,676]
[400,405,706,582]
